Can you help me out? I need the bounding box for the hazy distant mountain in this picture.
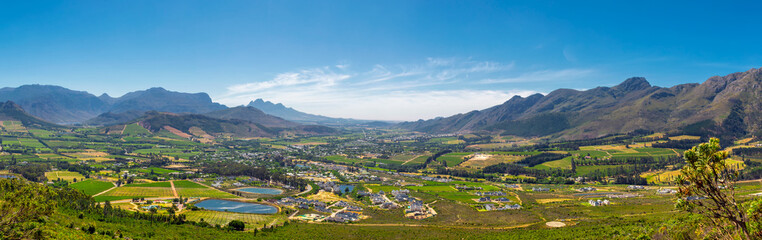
[84,110,145,126]
[0,101,61,129]
[398,68,762,140]
[109,87,226,114]
[0,85,110,124]
[0,85,229,125]
[203,106,299,128]
[123,111,335,138]
[247,99,391,126]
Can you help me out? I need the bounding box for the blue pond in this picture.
[237,187,284,195]
[0,175,16,179]
[195,199,278,214]
[339,185,354,193]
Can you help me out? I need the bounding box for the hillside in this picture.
[0,85,229,124]
[398,68,762,140]
[203,106,299,128]
[248,99,388,126]
[109,87,227,114]
[0,101,62,129]
[0,85,110,124]
[122,111,336,139]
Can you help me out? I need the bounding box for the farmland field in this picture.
[184,210,285,230]
[70,179,115,195]
[176,188,237,198]
[125,181,172,188]
[438,152,472,167]
[45,171,84,182]
[123,123,151,135]
[99,187,175,198]
[173,180,206,188]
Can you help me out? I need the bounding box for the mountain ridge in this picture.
[397,68,762,140]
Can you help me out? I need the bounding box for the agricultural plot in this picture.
[184,210,284,230]
[125,181,172,188]
[68,151,111,162]
[2,121,26,132]
[70,179,115,195]
[99,187,175,198]
[536,157,573,169]
[438,152,472,167]
[460,154,525,168]
[17,138,46,148]
[176,188,237,198]
[123,123,151,135]
[44,140,84,148]
[28,129,54,137]
[173,180,206,188]
[45,171,85,182]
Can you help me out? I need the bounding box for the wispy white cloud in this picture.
[215,58,576,121]
[226,67,351,94]
[481,68,594,84]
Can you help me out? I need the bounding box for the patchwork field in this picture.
[45,171,85,182]
[70,179,115,195]
[460,153,526,168]
[123,123,151,135]
[184,210,285,230]
[438,152,472,167]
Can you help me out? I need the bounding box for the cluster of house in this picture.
[484,203,521,211]
[627,185,646,190]
[577,187,597,192]
[325,211,360,223]
[589,199,611,206]
[315,181,345,194]
[361,190,398,209]
[474,191,506,196]
[477,196,512,203]
[391,189,412,202]
[532,187,550,192]
[656,188,677,194]
[504,184,520,189]
[275,197,329,212]
[345,174,382,182]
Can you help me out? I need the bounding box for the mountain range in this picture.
[247,99,390,127]
[3,67,762,140]
[0,85,226,124]
[398,67,762,140]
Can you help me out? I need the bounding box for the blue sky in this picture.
[1,1,761,121]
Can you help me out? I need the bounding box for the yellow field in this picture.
[536,198,574,204]
[669,135,701,141]
[460,154,524,168]
[306,190,357,204]
[45,171,85,182]
[641,170,682,184]
[69,150,111,162]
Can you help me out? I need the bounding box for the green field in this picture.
[45,171,85,182]
[438,152,472,166]
[176,188,237,198]
[70,179,114,195]
[124,181,172,188]
[100,186,175,198]
[123,123,152,135]
[535,156,573,169]
[173,180,207,188]
[184,210,285,230]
